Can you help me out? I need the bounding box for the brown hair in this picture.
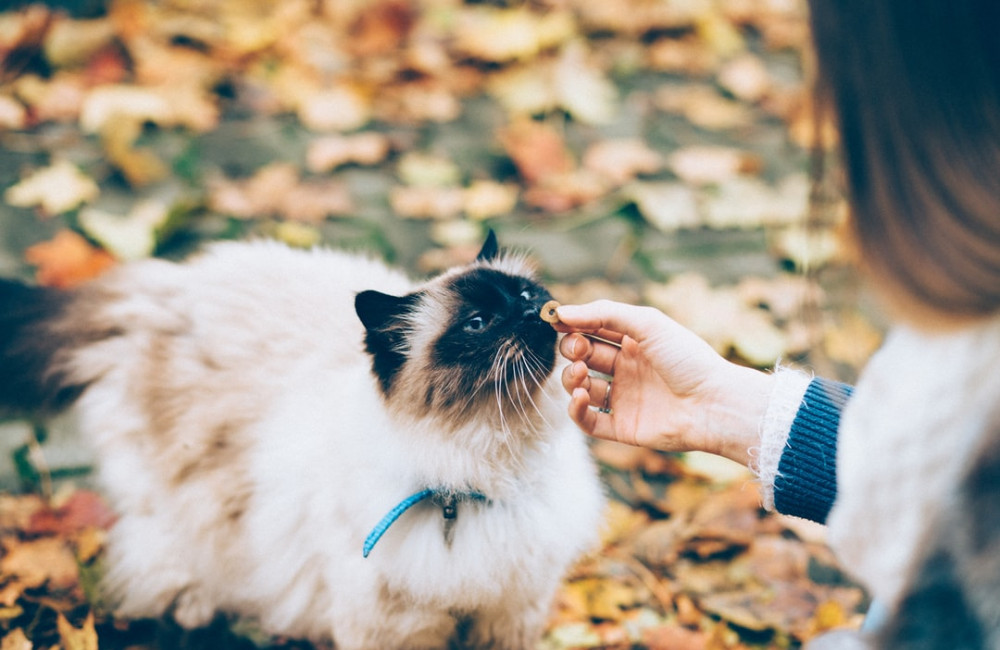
[808,1,1000,323]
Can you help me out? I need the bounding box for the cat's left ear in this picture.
[476,229,499,261]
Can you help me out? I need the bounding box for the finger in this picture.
[561,360,590,395]
[569,387,599,434]
[556,301,667,343]
[559,333,620,377]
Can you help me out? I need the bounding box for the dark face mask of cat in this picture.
[355,233,558,431]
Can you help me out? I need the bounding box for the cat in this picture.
[0,232,605,650]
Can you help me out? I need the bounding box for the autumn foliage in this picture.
[0,0,876,647]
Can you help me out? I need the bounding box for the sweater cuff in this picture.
[751,365,812,510]
[773,377,853,523]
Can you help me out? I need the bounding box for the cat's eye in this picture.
[464,315,486,333]
[519,290,533,301]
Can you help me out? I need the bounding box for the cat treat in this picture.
[0,231,604,650]
[540,300,561,323]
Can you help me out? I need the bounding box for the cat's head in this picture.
[355,231,557,431]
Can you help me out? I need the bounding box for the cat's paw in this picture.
[172,587,217,629]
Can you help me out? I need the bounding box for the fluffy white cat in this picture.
[0,233,605,649]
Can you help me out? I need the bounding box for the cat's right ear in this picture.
[355,290,416,332]
[356,291,419,395]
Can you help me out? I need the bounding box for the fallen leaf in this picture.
[642,624,707,650]
[666,146,760,186]
[26,490,116,537]
[552,42,618,125]
[654,84,753,131]
[453,7,575,63]
[305,132,391,173]
[0,537,79,590]
[625,182,700,232]
[0,628,31,650]
[78,199,170,261]
[297,83,371,132]
[390,186,464,220]
[646,36,718,75]
[0,95,27,129]
[4,160,100,215]
[43,16,115,67]
[703,173,807,229]
[582,139,663,186]
[498,120,575,186]
[24,230,116,288]
[80,84,173,133]
[56,613,97,650]
[717,53,772,103]
[462,180,518,221]
[100,118,168,187]
[823,313,882,368]
[397,152,461,187]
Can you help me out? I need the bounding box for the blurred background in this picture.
[0,1,877,647]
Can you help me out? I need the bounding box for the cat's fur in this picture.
[0,234,604,649]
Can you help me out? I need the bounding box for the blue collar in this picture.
[362,488,488,558]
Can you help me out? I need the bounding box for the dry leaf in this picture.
[297,83,371,132]
[453,7,575,63]
[0,538,79,590]
[24,230,116,288]
[625,182,700,232]
[823,313,883,368]
[462,181,518,221]
[654,83,753,130]
[26,490,116,537]
[552,42,618,125]
[0,628,31,650]
[666,145,759,185]
[56,613,97,650]
[43,16,115,67]
[582,138,663,186]
[704,173,807,229]
[397,152,461,187]
[80,84,173,132]
[306,133,391,173]
[497,120,575,186]
[0,95,27,129]
[78,199,169,261]
[4,160,100,215]
[717,53,772,103]
[390,186,464,220]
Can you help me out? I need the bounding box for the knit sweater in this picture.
[754,369,850,524]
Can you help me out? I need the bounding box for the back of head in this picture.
[808,0,1000,325]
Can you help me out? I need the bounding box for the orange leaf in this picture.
[24,230,116,288]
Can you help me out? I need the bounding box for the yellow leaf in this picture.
[454,7,575,63]
[4,160,100,215]
[80,84,173,133]
[78,199,169,261]
[553,42,618,125]
[462,181,518,221]
[57,613,97,650]
[0,628,31,650]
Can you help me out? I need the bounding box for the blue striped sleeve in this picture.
[773,377,853,523]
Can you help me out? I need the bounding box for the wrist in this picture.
[699,365,776,467]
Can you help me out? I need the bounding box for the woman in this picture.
[556,1,1000,647]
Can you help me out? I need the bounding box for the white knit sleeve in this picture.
[750,365,812,510]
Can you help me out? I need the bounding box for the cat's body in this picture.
[0,236,604,649]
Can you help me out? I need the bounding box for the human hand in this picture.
[553,300,774,466]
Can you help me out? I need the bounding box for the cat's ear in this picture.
[476,230,499,262]
[355,290,416,332]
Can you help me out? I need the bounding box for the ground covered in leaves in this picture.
[0,0,880,647]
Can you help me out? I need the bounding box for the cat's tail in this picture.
[0,279,103,414]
